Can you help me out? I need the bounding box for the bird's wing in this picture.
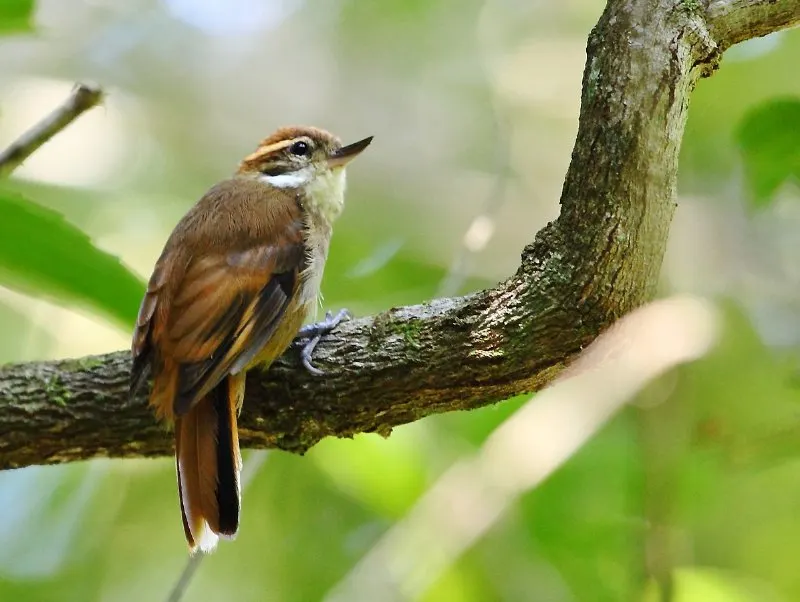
[131,188,306,416]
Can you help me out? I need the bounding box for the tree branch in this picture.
[706,0,800,49]
[0,82,104,176]
[1,0,798,470]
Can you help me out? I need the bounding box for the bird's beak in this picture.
[327,136,373,168]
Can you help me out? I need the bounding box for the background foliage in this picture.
[0,1,799,601]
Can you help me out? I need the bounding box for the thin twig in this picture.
[0,82,104,176]
[165,553,202,602]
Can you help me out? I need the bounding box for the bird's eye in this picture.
[290,141,310,156]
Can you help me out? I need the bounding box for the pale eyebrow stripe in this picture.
[241,139,294,163]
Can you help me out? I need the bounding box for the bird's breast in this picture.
[298,215,331,310]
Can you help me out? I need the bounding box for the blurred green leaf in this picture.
[310,430,428,518]
[519,413,643,602]
[642,567,784,602]
[0,463,113,579]
[736,98,800,208]
[0,0,34,33]
[0,190,145,330]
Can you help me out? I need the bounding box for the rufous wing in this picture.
[132,186,307,419]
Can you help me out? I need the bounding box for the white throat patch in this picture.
[260,167,314,188]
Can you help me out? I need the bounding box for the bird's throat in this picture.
[302,167,347,224]
[259,167,346,225]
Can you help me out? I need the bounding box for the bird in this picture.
[130,125,372,553]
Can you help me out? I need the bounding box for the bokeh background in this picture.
[1,0,799,600]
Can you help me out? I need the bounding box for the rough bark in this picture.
[1,0,798,470]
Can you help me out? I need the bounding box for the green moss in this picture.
[585,57,601,103]
[680,0,702,15]
[44,374,71,406]
[60,356,104,372]
[394,320,423,349]
[369,311,423,350]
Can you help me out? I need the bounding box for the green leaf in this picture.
[642,567,783,602]
[0,190,145,330]
[0,0,34,34]
[736,97,800,208]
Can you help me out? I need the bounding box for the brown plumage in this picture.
[130,126,372,553]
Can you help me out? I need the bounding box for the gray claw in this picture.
[296,309,351,376]
[300,335,325,376]
[297,309,351,340]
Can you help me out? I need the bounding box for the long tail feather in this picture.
[175,376,242,554]
[213,378,241,535]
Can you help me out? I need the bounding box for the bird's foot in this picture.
[295,309,351,376]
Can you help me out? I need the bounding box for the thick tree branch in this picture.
[1,0,798,470]
[0,82,103,176]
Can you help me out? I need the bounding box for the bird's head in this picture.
[237,126,372,220]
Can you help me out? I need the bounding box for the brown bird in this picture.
[130,126,372,553]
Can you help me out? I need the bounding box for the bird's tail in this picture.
[174,375,242,554]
